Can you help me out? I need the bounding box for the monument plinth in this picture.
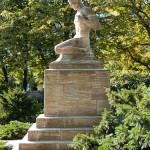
[19,0,110,149]
[44,68,109,117]
[50,47,103,69]
[19,51,110,150]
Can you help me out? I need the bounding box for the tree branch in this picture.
[116,43,150,71]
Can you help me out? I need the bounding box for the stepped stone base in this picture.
[36,114,101,128]
[19,134,72,150]
[28,124,94,141]
[19,115,101,150]
[19,67,110,150]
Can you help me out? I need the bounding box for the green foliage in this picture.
[0,0,149,90]
[0,0,73,90]
[69,133,99,150]
[69,84,150,150]
[88,0,150,72]
[0,88,43,124]
[97,85,150,149]
[0,121,31,140]
[111,71,150,91]
[0,141,7,150]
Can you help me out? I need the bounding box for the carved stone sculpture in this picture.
[19,1,110,149]
[50,0,103,69]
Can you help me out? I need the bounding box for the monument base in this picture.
[44,69,110,116]
[19,68,110,150]
[50,52,103,69]
[19,115,101,150]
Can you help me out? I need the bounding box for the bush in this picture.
[69,84,150,150]
[110,71,150,91]
[0,121,31,140]
[0,141,7,150]
[0,87,43,124]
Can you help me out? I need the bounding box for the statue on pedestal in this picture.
[50,0,103,69]
[55,0,101,55]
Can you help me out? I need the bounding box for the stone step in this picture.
[19,134,72,150]
[28,124,94,141]
[36,114,101,128]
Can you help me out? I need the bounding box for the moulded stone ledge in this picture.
[36,114,101,128]
[27,124,94,141]
[19,134,72,150]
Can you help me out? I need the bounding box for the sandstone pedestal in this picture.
[19,49,110,150]
[44,69,109,116]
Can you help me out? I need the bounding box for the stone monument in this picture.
[19,0,110,149]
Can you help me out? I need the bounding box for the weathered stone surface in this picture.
[19,0,110,149]
[44,100,97,116]
[19,142,72,150]
[49,54,103,69]
[36,114,101,128]
[44,69,110,116]
[19,134,72,150]
[27,124,94,141]
[19,68,110,150]
[97,100,110,115]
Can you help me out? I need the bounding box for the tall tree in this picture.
[1,0,149,91]
[87,0,150,72]
[0,0,73,90]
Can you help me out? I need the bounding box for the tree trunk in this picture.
[23,65,28,91]
[2,66,8,83]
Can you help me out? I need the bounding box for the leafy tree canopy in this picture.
[0,0,149,90]
[88,0,150,72]
[0,0,73,90]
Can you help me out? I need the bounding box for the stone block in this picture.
[19,134,72,150]
[58,100,97,116]
[63,83,91,101]
[19,68,110,150]
[44,69,110,116]
[97,100,110,115]
[36,114,101,128]
[27,124,94,141]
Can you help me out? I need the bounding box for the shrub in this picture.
[0,121,31,140]
[0,87,43,124]
[0,141,7,150]
[110,71,150,91]
[69,84,150,150]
